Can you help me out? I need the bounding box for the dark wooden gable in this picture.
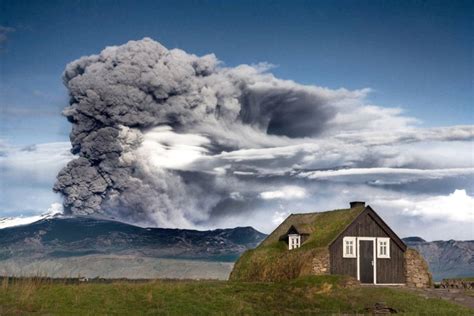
[365,206,406,251]
[279,225,297,242]
[329,205,406,251]
[279,225,309,242]
[286,225,300,235]
[279,224,311,244]
[329,205,407,284]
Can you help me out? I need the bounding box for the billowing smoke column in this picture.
[53,38,342,227]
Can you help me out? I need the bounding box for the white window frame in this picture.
[343,236,356,258]
[377,237,390,259]
[288,234,301,250]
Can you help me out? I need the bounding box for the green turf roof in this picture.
[230,206,367,281]
[261,206,366,249]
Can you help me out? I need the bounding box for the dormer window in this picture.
[288,234,301,250]
[282,224,309,250]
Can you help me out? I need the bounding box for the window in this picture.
[377,238,390,258]
[288,234,301,250]
[343,237,356,258]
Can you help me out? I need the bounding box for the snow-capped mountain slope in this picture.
[0,203,63,229]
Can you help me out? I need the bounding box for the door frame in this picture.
[357,237,377,284]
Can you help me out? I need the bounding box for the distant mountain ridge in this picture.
[0,216,266,262]
[402,237,474,281]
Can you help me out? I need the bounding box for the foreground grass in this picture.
[0,275,471,315]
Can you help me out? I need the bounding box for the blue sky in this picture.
[1,0,473,145]
[0,1,473,239]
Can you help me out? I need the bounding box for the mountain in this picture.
[402,237,474,281]
[0,216,266,279]
[0,216,266,262]
[0,206,62,229]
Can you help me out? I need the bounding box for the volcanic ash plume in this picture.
[55,39,229,227]
[56,38,420,228]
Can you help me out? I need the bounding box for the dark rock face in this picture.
[402,237,426,243]
[364,302,397,314]
[403,237,474,281]
[0,216,267,262]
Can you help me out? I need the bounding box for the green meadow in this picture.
[0,275,470,315]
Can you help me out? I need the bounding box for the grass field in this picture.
[0,275,471,315]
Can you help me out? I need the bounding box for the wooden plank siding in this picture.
[329,208,406,284]
[329,235,357,278]
[377,238,405,283]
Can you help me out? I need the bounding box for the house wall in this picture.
[329,210,406,284]
[329,239,357,278]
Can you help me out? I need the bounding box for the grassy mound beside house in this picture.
[230,207,364,281]
[0,275,470,315]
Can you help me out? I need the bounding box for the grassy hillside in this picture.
[0,275,470,315]
[230,241,327,281]
[231,207,363,281]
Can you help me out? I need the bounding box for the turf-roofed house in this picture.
[230,202,432,287]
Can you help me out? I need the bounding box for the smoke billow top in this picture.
[54,38,474,230]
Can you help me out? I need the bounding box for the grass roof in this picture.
[261,206,365,248]
[230,206,365,281]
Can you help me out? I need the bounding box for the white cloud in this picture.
[299,167,474,179]
[218,144,314,161]
[0,142,73,180]
[194,126,474,178]
[0,141,73,215]
[229,192,244,201]
[272,210,290,225]
[328,104,419,133]
[136,126,210,171]
[233,171,256,176]
[260,186,307,200]
[375,189,474,222]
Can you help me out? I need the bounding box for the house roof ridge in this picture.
[289,207,354,216]
[261,205,369,247]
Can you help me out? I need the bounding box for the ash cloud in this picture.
[54,38,342,226]
[54,38,474,234]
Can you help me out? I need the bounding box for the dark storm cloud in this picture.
[240,86,336,137]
